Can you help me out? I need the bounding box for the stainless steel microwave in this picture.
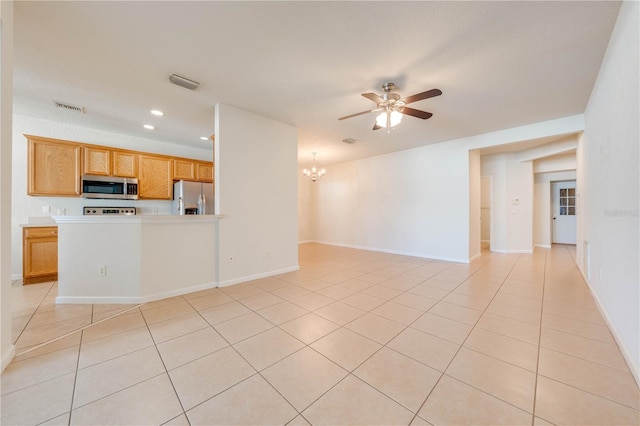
[81,175,139,200]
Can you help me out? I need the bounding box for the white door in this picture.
[552,181,576,244]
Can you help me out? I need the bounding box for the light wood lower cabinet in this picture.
[138,155,173,199]
[23,226,58,284]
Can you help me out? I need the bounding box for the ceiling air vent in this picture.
[169,73,200,91]
[342,138,356,144]
[54,101,84,114]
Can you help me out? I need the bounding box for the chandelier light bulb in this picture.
[303,152,326,182]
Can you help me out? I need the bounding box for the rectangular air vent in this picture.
[169,73,200,91]
[54,101,84,114]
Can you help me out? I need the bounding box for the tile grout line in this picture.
[409,252,531,424]
[11,280,56,347]
[181,296,303,423]
[535,245,640,413]
[66,328,84,426]
[530,246,549,425]
[14,304,141,358]
[141,298,192,426]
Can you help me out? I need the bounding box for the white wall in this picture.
[578,0,639,383]
[298,167,315,242]
[215,103,299,286]
[10,114,212,278]
[314,141,472,263]
[481,153,534,253]
[56,217,217,304]
[1,0,16,372]
[468,150,481,259]
[533,152,576,174]
[307,116,584,263]
[533,170,576,248]
[480,176,491,242]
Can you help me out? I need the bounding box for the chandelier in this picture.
[303,152,326,182]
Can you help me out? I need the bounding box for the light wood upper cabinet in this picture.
[174,159,196,181]
[26,135,213,199]
[112,151,138,178]
[196,162,214,183]
[138,155,173,199]
[23,226,58,284]
[27,135,81,196]
[83,146,111,176]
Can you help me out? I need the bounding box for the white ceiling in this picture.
[12,1,620,167]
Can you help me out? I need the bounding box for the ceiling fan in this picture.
[338,82,442,131]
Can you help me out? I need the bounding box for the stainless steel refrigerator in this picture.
[173,180,214,215]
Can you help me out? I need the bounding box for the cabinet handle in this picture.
[51,231,57,235]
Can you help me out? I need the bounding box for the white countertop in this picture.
[20,217,58,227]
[53,214,224,224]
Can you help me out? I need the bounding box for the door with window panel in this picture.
[552,181,577,244]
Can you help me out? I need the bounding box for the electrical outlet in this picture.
[42,205,50,213]
[228,256,234,263]
[98,265,106,276]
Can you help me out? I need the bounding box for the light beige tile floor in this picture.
[2,243,639,425]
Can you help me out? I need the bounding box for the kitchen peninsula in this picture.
[54,214,222,304]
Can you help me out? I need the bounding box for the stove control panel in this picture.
[83,207,137,216]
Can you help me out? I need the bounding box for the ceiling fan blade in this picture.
[373,122,382,130]
[402,88,442,105]
[362,92,384,104]
[399,106,433,120]
[338,107,382,121]
[338,109,376,120]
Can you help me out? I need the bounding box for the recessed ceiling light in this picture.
[200,136,209,141]
[143,124,155,130]
[150,109,164,116]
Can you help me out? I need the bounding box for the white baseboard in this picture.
[1,345,16,372]
[56,281,219,305]
[311,240,472,264]
[490,248,534,254]
[298,240,314,244]
[218,265,300,288]
[535,244,552,249]
[11,273,21,281]
[468,252,482,262]
[576,263,640,389]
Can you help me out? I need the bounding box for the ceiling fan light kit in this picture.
[339,82,442,132]
[303,152,326,182]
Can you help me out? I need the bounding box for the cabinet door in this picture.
[138,155,173,199]
[196,162,214,183]
[112,151,138,178]
[27,136,81,196]
[23,227,58,284]
[174,159,196,181]
[84,146,111,175]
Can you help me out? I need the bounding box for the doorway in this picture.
[551,180,577,244]
[481,176,491,250]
